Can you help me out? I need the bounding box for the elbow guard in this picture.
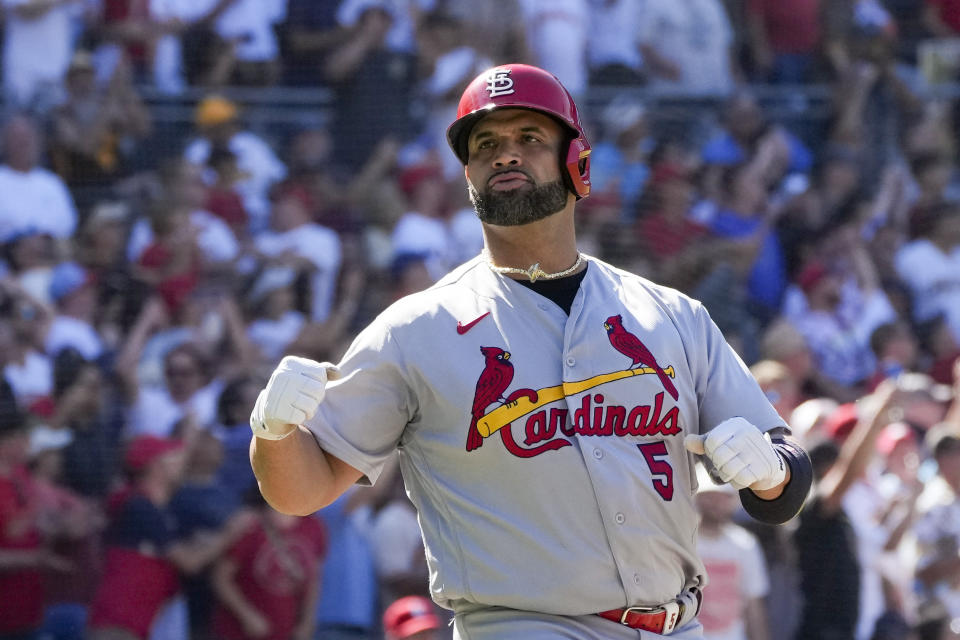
[739,439,812,525]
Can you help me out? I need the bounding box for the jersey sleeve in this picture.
[685,301,786,434]
[306,318,416,486]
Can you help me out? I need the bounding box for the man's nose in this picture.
[492,140,522,168]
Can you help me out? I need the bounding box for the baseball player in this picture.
[250,64,812,639]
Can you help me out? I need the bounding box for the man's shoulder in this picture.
[589,256,702,314]
[373,258,490,329]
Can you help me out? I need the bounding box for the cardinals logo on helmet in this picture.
[485,69,515,98]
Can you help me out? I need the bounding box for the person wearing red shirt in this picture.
[0,382,70,640]
[211,493,327,640]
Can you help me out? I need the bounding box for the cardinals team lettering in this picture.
[466,315,682,457]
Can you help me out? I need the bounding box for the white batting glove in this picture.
[250,356,339,441]
[684,417,786,491]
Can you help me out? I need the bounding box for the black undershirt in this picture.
[514,265,588,314]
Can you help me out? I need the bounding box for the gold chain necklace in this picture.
[486,253,583,282]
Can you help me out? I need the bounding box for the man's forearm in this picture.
[250,426,358,516]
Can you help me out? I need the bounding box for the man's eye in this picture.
[477,140,494,150]
[524,135,541,143]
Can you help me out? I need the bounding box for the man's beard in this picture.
[468,177,569,226]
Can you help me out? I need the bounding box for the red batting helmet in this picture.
[446,63,591,199]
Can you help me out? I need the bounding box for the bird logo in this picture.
[604,314,679,400]
[466,346,514,451]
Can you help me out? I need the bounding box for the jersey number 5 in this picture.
[637,441,674,501]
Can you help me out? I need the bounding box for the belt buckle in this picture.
[619,604,662,625]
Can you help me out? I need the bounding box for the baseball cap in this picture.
[195,95,238,128]
[124,435,183,473]
[383,596,441,639]
[49,261,93,302]
[876,422,916,457]
[796,260,830,296]
[823,403,859,443]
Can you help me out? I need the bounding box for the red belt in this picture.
[598,600,684,634]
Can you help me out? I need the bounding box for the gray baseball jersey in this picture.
[306,254,785,615]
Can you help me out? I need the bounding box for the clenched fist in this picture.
[684,417,786,491]
[250,356,339,440]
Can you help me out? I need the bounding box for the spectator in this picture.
[694,463,771,640]
[383,595,443,640]
[700,91,813,174]
[206,0,287,86]
[0,114,78,243]
[169,430,241,639]
[254,183,342,323]
[894,202,960,342]
[2,0,86,109]
[49,52,151,206]
[324,2,418,172]
[87,435,251,640]
[116,299,223,438]
[45,262,104,362]
[586,0,646,86]
[750,359,803,422]
[211,376,260,503]
[280,0,344,86]
[312,490,379,640]
[790,255,895,391]
[745,0,822,83]
[589,96,652,217]
[210,490,327,640]
[793,383,908,640]
[442,0,528,65]
[913,426,960,640]
[28,424,105,640]
[391,163,455,282]
[519,0,589,96]
[0,292,54,412]
[184,96,287,233]
[922,0,960,36]
[0,382,70,639]
[635,0,741,95]
[149,0,243,93]
[50,349,124,500]
[868,321,920,390]
[918,315,960,386]
[128,159,240,279]
[244,266,306,362]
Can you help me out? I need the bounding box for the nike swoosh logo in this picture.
[457,312,490,335]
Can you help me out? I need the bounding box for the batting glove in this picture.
[684,417,786,491]
[250,356,339,441]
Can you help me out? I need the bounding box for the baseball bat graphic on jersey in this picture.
[476,366,676,438]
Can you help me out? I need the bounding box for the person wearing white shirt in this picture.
[519,0,588,96]
[587,0,646,85]
[694,464,771,640]
[2,0,84,108]
[0,115,77,242]
[253,185,341,322]
[184,96,287,232]
[894,202,960,342]
[635,0,738,96]
[44,261,104,361]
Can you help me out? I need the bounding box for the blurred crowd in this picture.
[1,1,960,640]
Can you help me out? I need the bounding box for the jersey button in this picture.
[593,448,603,459]
[615,513,625,524]
[633,573,642,585]
[566,356,576,367]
